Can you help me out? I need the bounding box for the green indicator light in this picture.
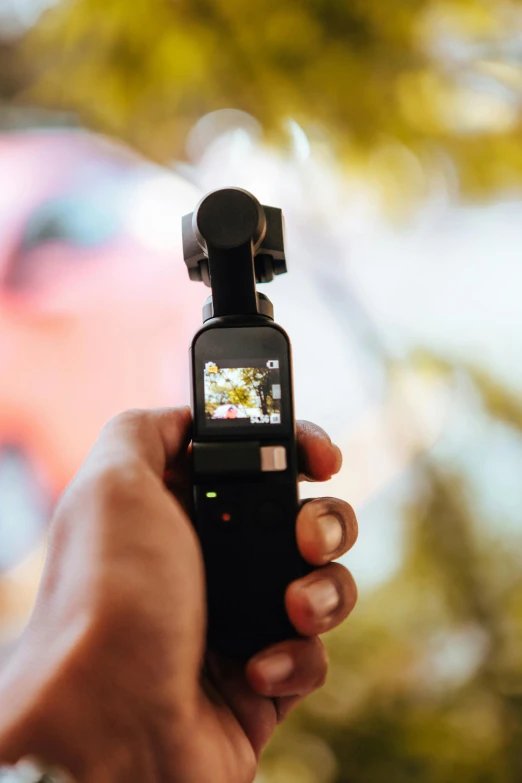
[206,492,217,499]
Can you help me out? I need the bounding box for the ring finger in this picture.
[285,562,358,637]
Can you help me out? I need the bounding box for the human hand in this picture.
[0,408,358,783]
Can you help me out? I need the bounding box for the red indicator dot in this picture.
[221,512,232,522]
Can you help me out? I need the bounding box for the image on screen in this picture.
[204,359,282,425]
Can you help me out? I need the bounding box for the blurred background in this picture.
[1,0,522,780]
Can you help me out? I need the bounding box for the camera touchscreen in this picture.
[204,359,282,426]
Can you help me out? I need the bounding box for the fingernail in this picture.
[255,653,294,685]
[332,444,343,472]
[305,580,340,616]
[319,514,344,554]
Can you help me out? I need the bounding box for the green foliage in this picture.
[239,367,275,416]
[257,357,522,782]
[204,366,277,416]
[1,2,520,777]
[412,351,522,431]
[2,0,522,198]
[204,368,255,415]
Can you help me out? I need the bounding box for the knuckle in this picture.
[94,462,147,507]
[110,407,147,427]
[102,408,150,440]
[51,461,148,548]
[57,456,147,519]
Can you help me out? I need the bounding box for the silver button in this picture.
[260,445,287,472]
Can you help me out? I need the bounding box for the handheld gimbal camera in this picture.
[182,187,308,658]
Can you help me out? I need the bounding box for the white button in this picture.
[260,445,287,472]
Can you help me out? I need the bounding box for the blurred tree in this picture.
[204,367,276,417]
[204,367,255,416]
[1,2,522,780]
[1,0,522,198]
[260,358,522,782]
[238,367,275,416]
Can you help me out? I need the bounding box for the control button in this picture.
[260,445,287,472]
[193,441,261,475]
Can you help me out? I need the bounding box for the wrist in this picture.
[0,638,135,783]
[0,630,195,783]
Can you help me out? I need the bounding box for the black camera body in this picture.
[183,187,308,658]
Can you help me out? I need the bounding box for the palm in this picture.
[192,685,260,783]
[159,657,268,783]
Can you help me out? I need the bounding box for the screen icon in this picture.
[270,413,281,424]
[267,360,279,369]
[272,384,281,400]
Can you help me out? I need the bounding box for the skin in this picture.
[0,408,358,783]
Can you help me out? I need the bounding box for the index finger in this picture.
[297,420,343,482]
[92,406,192,479]
[96,412,338,484]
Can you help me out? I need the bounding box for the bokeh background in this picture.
[1,1,522,780]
